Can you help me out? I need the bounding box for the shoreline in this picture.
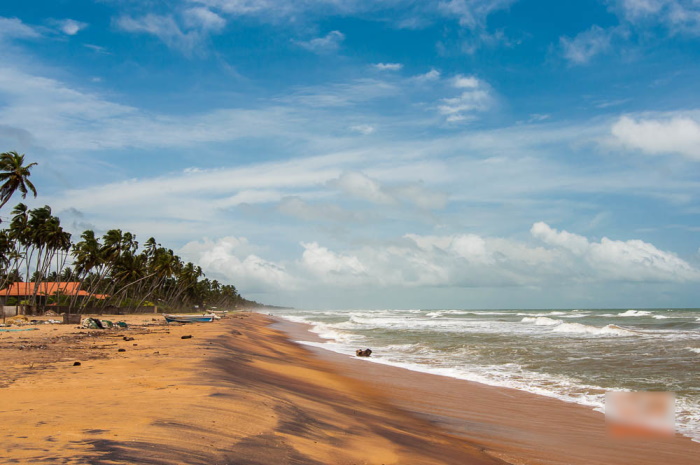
[271,314,700,465]
[1,312,698,464]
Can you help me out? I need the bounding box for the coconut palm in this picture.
[0,152,37,211]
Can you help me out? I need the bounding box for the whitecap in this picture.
[618,309,652,317]
[552,322,637,337]
[521,316,562,326]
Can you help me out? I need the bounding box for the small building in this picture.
[0,282,108,309]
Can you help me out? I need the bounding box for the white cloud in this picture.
[558,2,700,65]
[180,236,298,291]
[560,25,616,64]
[195,0,516,30]
[116,8,227,54]
[617,0,667,18]
[301,242,367,279]
[452,74,480,88]
[611,115,700,160]
[0,65,306,151]
[182,7,226,31]
[412,69,441,82]
[328,172,448,210]
[374,62,403,71]
[350,124,375,135]
[531,221,590,255]
[330,171,395,205]
[615,0,700,35]
[294,30,345,53]
[116,14,206,54]
[308,223,700,288]
[0,17,40,42]
[528,113,551,123]
[531,222,700,282]
[438,75,493,122]
[437,0,518,29]
[186,222,699,294]
[192,0,291,16]
[84,44,109,54]
[281,78,398,107]
[57,19,88,36]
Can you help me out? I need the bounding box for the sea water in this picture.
[267,308,700,441]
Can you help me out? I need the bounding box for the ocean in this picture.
[267,308,700,442]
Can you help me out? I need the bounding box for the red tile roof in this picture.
[0,282,108,299]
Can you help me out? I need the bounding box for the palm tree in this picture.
[0,152,38,211]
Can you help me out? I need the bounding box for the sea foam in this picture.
[618,309,652,317]
[552,322,637,337]
[521,316,562,326]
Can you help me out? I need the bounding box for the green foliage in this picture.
[0,151,37,211]
[0,152,264,313]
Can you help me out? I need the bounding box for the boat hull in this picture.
[164,314,215,323]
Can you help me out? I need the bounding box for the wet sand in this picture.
[0,313,503,464]
[275,317,700,465]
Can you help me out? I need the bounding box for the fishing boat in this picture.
[163,314,216,323]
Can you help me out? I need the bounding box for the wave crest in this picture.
[552,322,637,337]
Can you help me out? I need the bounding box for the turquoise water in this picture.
[267,308,700,441]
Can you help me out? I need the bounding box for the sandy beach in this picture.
[1,313,698,464]
[0,313,501,464]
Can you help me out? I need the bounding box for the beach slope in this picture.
[0,313,502,464]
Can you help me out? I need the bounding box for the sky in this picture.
[0,0,699,309]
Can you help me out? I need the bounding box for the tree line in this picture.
[0,151,262,313]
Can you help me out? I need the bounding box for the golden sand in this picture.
[0,313,499,464]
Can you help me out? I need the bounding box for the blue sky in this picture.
[1,0,699,309]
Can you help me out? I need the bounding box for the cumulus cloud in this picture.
[438,74,493,123]
[301,242,367,280]
[57,19,88,36]
[611,115,700,160]
[180,236,298,291]
[374,62,403,71]
[185,222,698,295]
[294,30,345,53]
[305,223,699,288]
[531,222,699,282]
[560,25,617,64]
